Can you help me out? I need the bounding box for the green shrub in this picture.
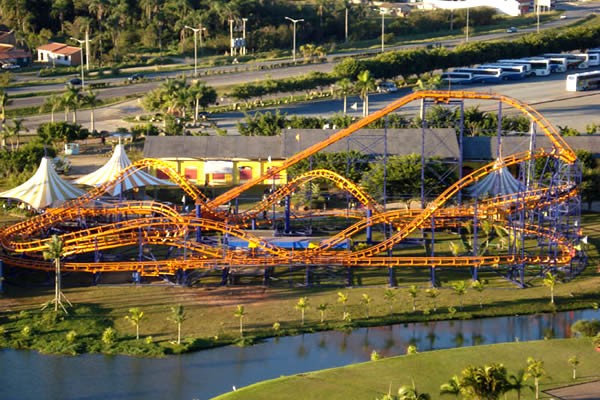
[102,327,117,345]
[571,319,600,337]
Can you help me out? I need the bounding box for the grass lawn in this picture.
[212,338,600,400]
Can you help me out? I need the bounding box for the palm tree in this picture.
[334,78,353,115]
[361,293,372,319]
[407,285,418,312]
[383,289,397,314]
[355,69,375,117]
[188,80,216,126]
[568,355,579,380]
[542,272,557,304]
[63,85,82,123]
[439,375,461,399]
[124,307,144,340]
[295,297,309,326]
[452,280,467,310]
[317,303,328,323]
[42,235,72,313]
[0,89,12,124]
[168,304,186,344]
[525,357,547,400]
[41,94,63,123]
[398,380,431,400]
[508,369,533,400]
[234,304,246,336]
[425,288,440,311]
[337,291,349,315]
[84,91,102,133]
[460,363,510,400]
[471,279,486,309]
[0,119,25,151]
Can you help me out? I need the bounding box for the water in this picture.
[1,308,598,400]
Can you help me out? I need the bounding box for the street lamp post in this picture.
[285,17,304,62]
[185,25,201,77]
[242,18,248,55]
[70,37,86,88]
[380,9,386,53]
[466,7,470,42]
[229,19,235,56]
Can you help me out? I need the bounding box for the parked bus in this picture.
[440,71,474,84]
[566,70,600,91]
[543,53,588,69]
[452,67,503,83]
[479,64,527,80]
[526,57,567,73]
[585,52,600,67]
[492,61,532,76]
[497,59,550,76]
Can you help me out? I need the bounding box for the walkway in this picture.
[545,381,600,400]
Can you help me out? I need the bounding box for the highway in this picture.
[5,1,598,111]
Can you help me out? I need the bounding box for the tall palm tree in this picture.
[542,272,557,304]
[84,91,102,133]
[337,291,349,315]
[525,357,546,400]
[317,303,328,323]
[188,80,216,125]
[398,380,431,400]
[295,297,309,326]
[0,89,12,124]
[425,288,439,311]
[361,293,372,319]
[125,307,144,340]
[407,285,418,312]
[439,375,461,399]
[234,304,246,336]
[355,70,375,117]
[383,289,397,314]
[41,94,63,123]
[1,118,27,151]
[169,304,186,344]
[63,85,82,123]
[460,364,509,400]
[452,280,467,310]
[334,78,353,114]
[508,369,533,400]
[42,235,72,313]
[471,279,486,309]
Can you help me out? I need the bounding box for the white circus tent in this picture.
[74,144,173,196]
[0,157,86,209]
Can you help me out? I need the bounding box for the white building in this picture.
[421,0,543,16]
[37,42,82,66]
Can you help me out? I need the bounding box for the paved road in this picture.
[6,1,598,111]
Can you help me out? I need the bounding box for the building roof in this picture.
[54,45,81,56]
[37,42,81,56]
[37,42,69,52]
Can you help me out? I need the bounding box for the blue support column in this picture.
[388,266,394,287]
[473,197,479,282]
[430,216,436,287]
[195,204,202,242]
[366,208,372,243]
[284,195,291,234]
[251,218,256,230]
[305,265,311,287]
[347,266,353,287]
[221,267,229,285]
[458,101,464,205]
[263,265,270,286]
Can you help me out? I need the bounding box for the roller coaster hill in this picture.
[0,91,586,288]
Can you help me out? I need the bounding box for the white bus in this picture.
[441,71,474,84]
[566,70,600,91]
[452,67,503,83]
[497,59,550,76]
[585,52,600,67]
[480,64,528,80]
[527,57,567,73]
[543,53,588,69]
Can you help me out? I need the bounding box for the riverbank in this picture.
[212,338,600,400]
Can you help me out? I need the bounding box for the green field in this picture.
[213,338,600,400]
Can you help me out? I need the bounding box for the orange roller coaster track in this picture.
[0,91,583,283]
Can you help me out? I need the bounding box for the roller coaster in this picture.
[0,91,585,287]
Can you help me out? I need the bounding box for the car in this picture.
[506,27,517,33]
[560,15,567,20]
[376,81,398,93]
[1,63,20,70]
[127,73,144,82]
[66,78,82,86]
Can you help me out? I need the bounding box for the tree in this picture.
[317,303,328,323]
[42,235,72,313]
[525,357,547,400]
[542,272,557,304]
[1,118,28,151]
[37,122,89,149]
[337,291,349,315]
[568,355,579,380]
[439,375,461,399]
[471,279,486,309]
[361,293,372,319]
[83,91,102,133]
[355,69,375,117]
[41,94,63,123]
[295,297,309,326]
[452,280,467,310]
[508,369,533,400]
[383,289,397,314]
[334,78,353,114]
[124,307,144,340]
[459,363,510,400]
[63,85,82,123]
[571,319,600,337]
[398,380,431,400]
[407,285,418,312]
[234,304,246,336]
[169,304,186,344]
[0,89,11,123]
[425,288,439,312]
[189,80,217,125]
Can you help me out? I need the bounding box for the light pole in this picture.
[380,9,386,53]
[466,7,470,42]
[199,25,206,54]
[70,37,86,88]
[242,18,248,55]
[229,19,234,56]
[185,25,201,77]
[285,17,304,62]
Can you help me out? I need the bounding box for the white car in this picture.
[377,81,398,93]
[1,63,20,70]
[560,15,567,20]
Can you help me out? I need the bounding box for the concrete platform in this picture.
[545,381,600,400]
